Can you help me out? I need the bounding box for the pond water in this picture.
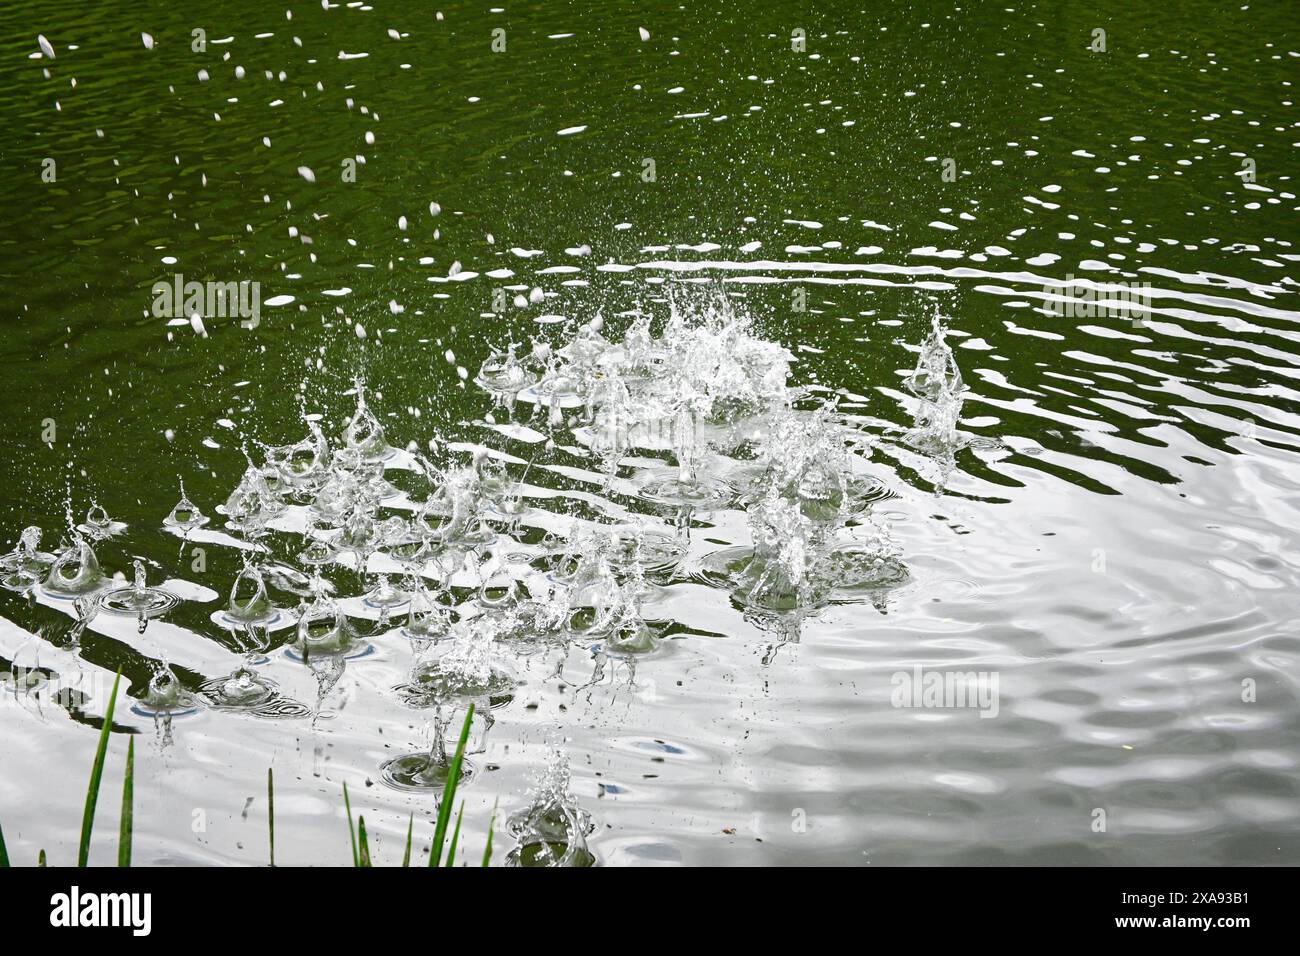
[1,1,1298,866]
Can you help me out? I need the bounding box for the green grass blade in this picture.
[267,767,275,867]
[79,669,121,867]
[481,800,497,867]
[343,782,358,867]
[117,736,134,867]
[0,819,10,867]
[38,849,47,867]
[402,814,413,867]
[444,802,464,868]
[357,816,371,867]
[429,703,474,867]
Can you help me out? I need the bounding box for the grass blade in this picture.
[343,782,358,867]
[117,736,134,867]
[357,816,372,867]
[402,813,413,867]
[429,703,474,867]
[79,669,121,867]
[38,849,47,867]
[0,819,9,868]
[481,800,497,867]
[267,767,275,867]
[444,801,464,867]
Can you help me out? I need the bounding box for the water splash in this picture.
[163,480,210,531]
[4,287,945,826]
[133,660,199,730]
[201,623,277,710]
[293,586,364,658]
[97,558,179,631]
[411,613,514,701]
[343,377,392,463]
[223,558,278,626]
[904,308,968,489]
[43,534,107,598]
[0,526,55,592]
[693,403,907,616]
[506,747,595,867]
[79,501,124,540]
